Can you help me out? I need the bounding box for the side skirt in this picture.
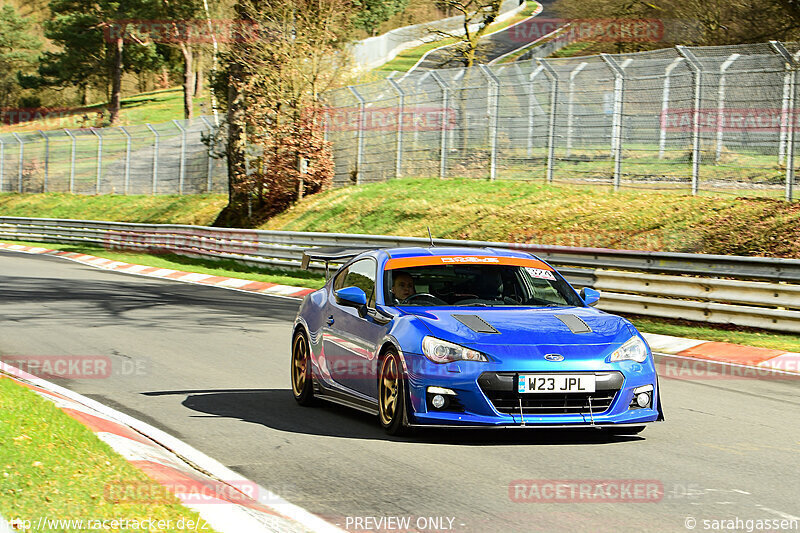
[314,379,379,416]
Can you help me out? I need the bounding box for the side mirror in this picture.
[580,287,600,307]
[335,287,368,316]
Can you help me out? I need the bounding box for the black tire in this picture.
[604,425,646,436]
[377,350,409,436]
[291,331,315,406]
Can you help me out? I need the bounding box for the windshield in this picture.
[384,263,584,307]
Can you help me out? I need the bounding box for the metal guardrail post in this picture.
[387,79,405,179]
[430,72,450,179]
[146,123,159,194]
[38,130,48,192]
[119,126,131,194]
[600,54,628,190]
[347,86,366,185]
[527,65,544,158]
[676,46,702,196]
[716,53,740,163]
[770,41,800,202]
[64,129,76,193]
[200,116,215,192]
[480,65,501,181]
[91,128,102,194]
[566,62,587,159]
[659,57,684,159]
[12,132,23,193]
[172,119,187,194]
[538,59,559,183]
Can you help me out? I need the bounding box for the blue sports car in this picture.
[292,246,663,435]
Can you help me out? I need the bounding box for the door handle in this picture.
[327,315,334,326]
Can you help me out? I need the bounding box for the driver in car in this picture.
[391,272,416,302]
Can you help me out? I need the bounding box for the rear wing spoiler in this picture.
[300,247,373,279]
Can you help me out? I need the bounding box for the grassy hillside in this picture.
[262,178,800,258]
[1,181,798,258]
[0,193,226,226]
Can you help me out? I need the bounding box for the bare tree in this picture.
[429,0,501,67]
[216,0,355,226]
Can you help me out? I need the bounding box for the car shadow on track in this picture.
[144,388,645,445]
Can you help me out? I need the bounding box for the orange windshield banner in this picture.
[384,255,554,271]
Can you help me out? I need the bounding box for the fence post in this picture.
[566,62,588,158]
[38,130,48,192]
[716,53,740,163]
[146,123,159,194]
[480,65,501,181]
[64,129,76,193]
[12,132,23,193]
[539,59,559,183]
[601,54,628,190]
[770,41,799,202]
[676,46,702,196]
[659,57,684,159]
[200,116,215,192]
[387,79,405,179]
[0,137,4,192]
[430,72,450,179]
[527,65,545,157]
[172,119,187,194]
[91,127,102,194]
[347,86,366,185]
[119,126,131,194]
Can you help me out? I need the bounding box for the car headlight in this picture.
[607,336,649,363]
[421,337,488,364]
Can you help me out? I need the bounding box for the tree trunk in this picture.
[214,61,250,227]
[194,52,204,98]
[108,37,123,126]
[80,83,90,106]
[180,42,194,120]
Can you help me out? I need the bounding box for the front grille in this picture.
[478,371,623,416]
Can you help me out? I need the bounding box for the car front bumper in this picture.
[401,352,662,427]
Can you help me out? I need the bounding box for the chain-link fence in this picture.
[0,116,227,195]
[325,40,800,200]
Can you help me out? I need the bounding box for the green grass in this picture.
[3,239,326,289]
[0,377,219,531]
[628,316,800,352]
[0,88,212,133]
[0,193,227,225]
[376,1,541,72]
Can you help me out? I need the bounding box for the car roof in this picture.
[382,246,535,260]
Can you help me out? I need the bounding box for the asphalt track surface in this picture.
[413,0,559,71]
[1,251,799,533]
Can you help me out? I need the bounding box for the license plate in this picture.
[518,374,596,393]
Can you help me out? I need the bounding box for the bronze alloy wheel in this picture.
[291,332,314,405]
[378,350,407,435]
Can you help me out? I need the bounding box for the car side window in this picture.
[342,259,377,308]
[332,265,350,292]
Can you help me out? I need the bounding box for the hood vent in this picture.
[452,314,499,334]
[555,314,592,334]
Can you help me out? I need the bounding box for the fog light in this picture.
[636,392,650,408]
[431,394,445,409]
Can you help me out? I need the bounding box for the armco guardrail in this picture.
[2,216,800,333]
